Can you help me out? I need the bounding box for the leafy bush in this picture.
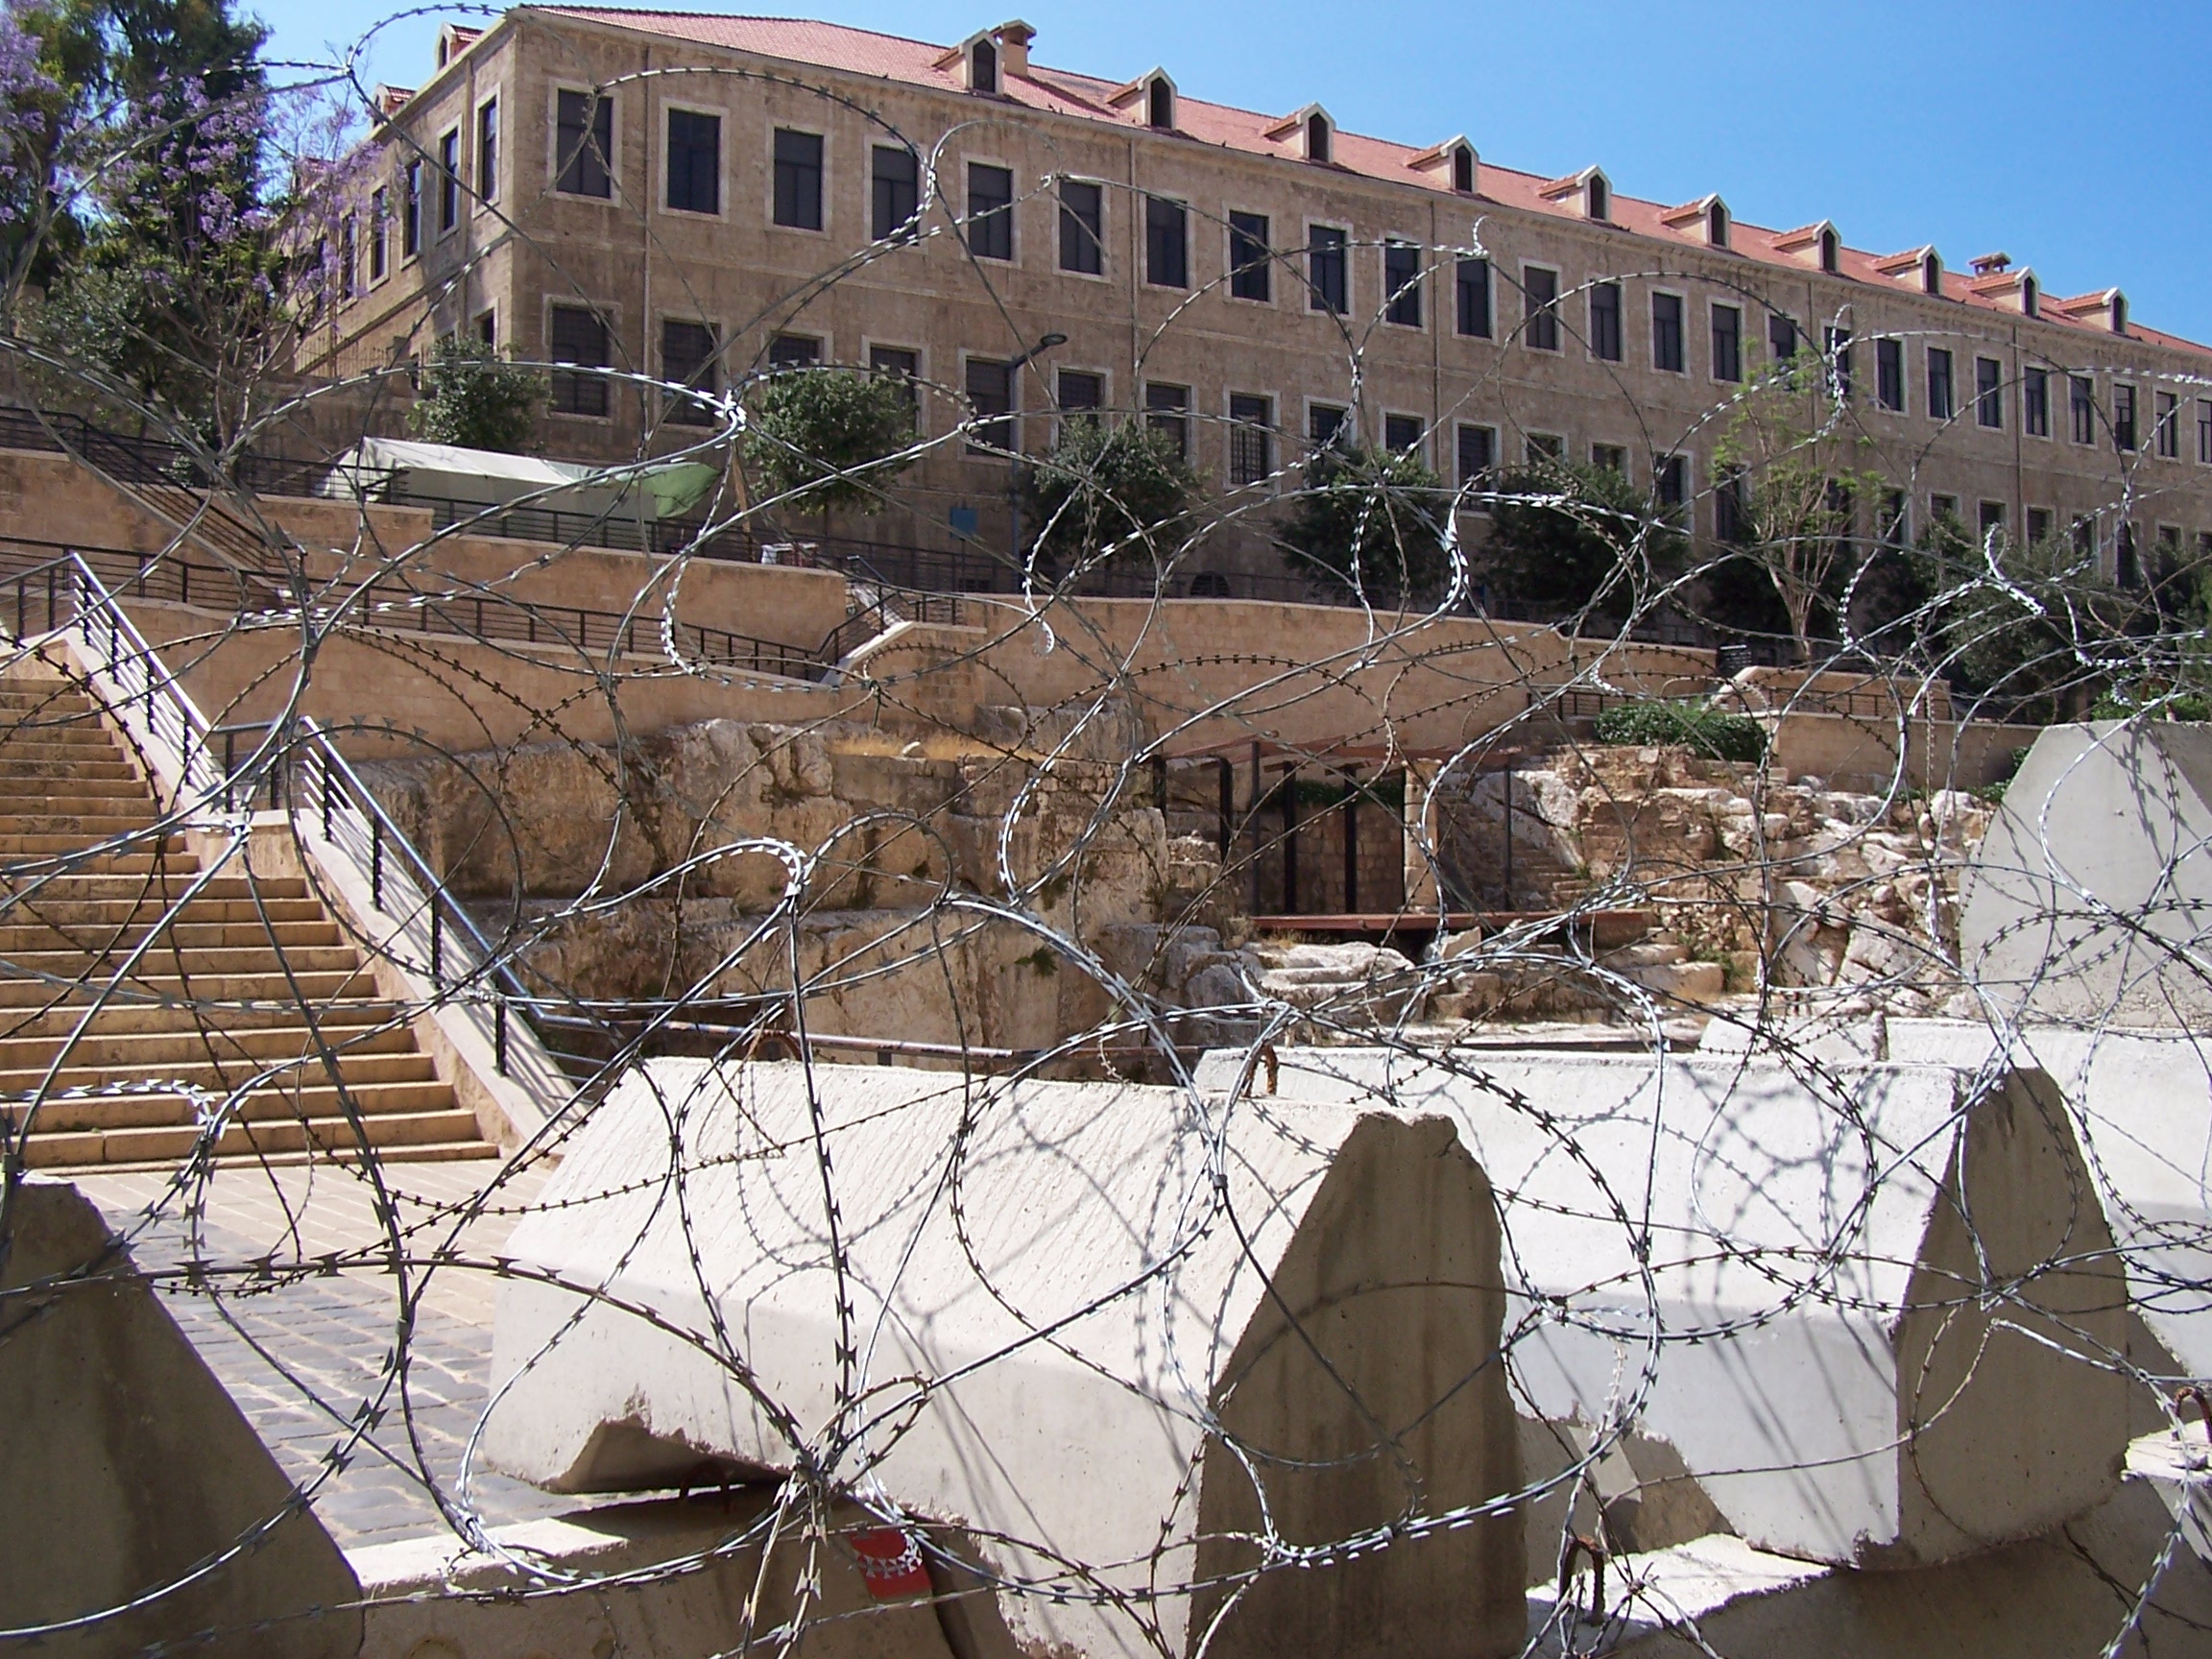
[1022,416,1198,569]
[1278,441,1454,606]
[408,335,545,453]
[1484,460,1681,620]
[2090,690,2212,723]
[1592,699,1767,762]
[743,367,917,516]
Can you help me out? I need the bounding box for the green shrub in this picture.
[1592,699,1767,763]
[2090,689,2212,723]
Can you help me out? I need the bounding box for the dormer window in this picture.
[1707,201,1730,248]
[2112,293,2128,335]
[2022,275,2038,317]
[1586,173,1609,221]
[970,36,998,93]
[1147,76,1173,130]
[1819,228,1839,273]
[1453,144,1475,193]
[1922,252,1942,296]
[1266,105,1334,164]
[1307,111,1331,163]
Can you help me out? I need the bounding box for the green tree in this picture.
[742,365,917,541]
[407,334,545,453]
[1481,459,1682,623]
[1022,414,1198,572]
[1279,439,1454,606]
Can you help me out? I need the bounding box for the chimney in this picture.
[373,84,416,117]
[995,20,1033,78]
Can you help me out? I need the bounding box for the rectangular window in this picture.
[661,319,716,425]
[1056,369,1102,423]
[1589,282,1622,362]
[1825,326,1853,399]
[2155,390,2180,459]
[2027,506,2052,544]
[1455,256,1492,338]
[1876,338,1905,411]
[402,158,421,256]
[2118,520,2139,586]
[871,146,919,242]
[965,356,1015,453]
[666,109,721,215]
[368,187,388,279]
[1310,403,1348,449]
[1527,432,1564,464]
[1927,348,1955,421]
[966,163,1013,260]
[869,344,920,426]
[2071,375,2097,445]
[1655,454,1688,520]
[1228,393,1274,486]
[1711,303,1741,381]
[1059,180,1103,275]
[2200,398,2212,464]
[438,129,460,231]
[338,214,355,299]
[1976,357,2004,429]
[548,303,610,417]
[771,128,821,228]
[2114,383,2138,452]
[475,308,494,345]
[1309,226,1348,314]
[1383,240,1422,327]
[476,99,498,204]
[1145,382,1190,460]
[1978,500,2006,542]
[1768,313,1797,366]
[1932,494,1960,528]
[1651,293,1685,373]
[1524,265,1559,351]
[1590,443,1626,475]
[768,334,820,369]
[555,89,613,198]
[2070,515,2096,558]
[2024,367,2050,437]
[1455,423,1495,490]
[1718,469,1752,542]
[1384,413,1424,454]
[1229,212,1271,301]
[1879,488,1909,546]
[1145,195,1188,288]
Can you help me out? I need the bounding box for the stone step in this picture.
[0,998,398,1041]
[0,896,328,927]
[0,854,204,878]
[0,1047,439,1094]
[3,1076,457,1134]
[0,760,140,782]
[0,875,310,903]
[0,1019,421,1072]
[19,1107,487,1168]
[0,813,161,835]
[0,943,363,977]
[0,968,376,1008]
[0,919,346,952]
[0,830,186,856]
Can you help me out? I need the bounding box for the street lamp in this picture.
[1005,332,1067,568]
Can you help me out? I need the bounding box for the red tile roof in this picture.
[530,8,2203,357]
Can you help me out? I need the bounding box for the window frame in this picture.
[964,158,1017,262]
[660,102,725,220]
[870,144,921,244]
[1306,221,1350,316]
[1305,398,1351,454]
[2113,382,2138,453]
[1455,254,1493,339]
[1053,366,1108,426]
[1382,237,1423,329]
[1144,193,1190,290]
[401,156,422,259]
[436,127,461,235]
[1382,411,1427,458]
[1926,346,1956,422]
[1226,391,1277,489]
[1522,262,1562,352]
[961,351,1017,454]
[1226,208,1272,305]
[2023,366,2051,439]
[863,340,925,432]
[2154,389,2181,460]
[2070,374,2098,446]
[367,186,389,284]
[1709,301,1742,383]
[1587,280,1623,364]
[474,96,499,209]
[658,316,720,426]
[1650,288,1686,374]
[1057,177,1106,278]
[1974,355,2004,431]
[545,299,615,420]
[768,122,826,232]
[1454,422,1498,502]
[1144,380,1192,462]
[1875,337,1906,413]
[549,83,616,203]
[2198,397,2212,465]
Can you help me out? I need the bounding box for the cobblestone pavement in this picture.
[74,1157,577,1550]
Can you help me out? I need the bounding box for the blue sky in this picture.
[257,0,2212,344]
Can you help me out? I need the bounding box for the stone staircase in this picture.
[0,664,494,1169]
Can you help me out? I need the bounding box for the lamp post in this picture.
[1004,331,1067,570]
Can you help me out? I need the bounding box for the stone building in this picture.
[314,10,2212,595]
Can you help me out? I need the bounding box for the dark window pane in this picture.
[1711,303,1741,381]
[369,188,387,279]
[1309,403,1347,448]
[555,89,613,198]
[966,356,1015,452]
[402,159,421,255]
[1145,195,1187,288]
[1927,348,1954,421]
[476,99,498,204]
[1767,313,1796,366]
[1145,382,1190,459]
[1877,338,1905,411]
[872,146,919,242]
[772,128,822,228]
[2024,368,2050,437]
[869,345,920,426]
[1455,257,1491,338]
[661,319,716,424]
[668,109,721,215]
[1384,242,1422,327]
[967,163,1013,260]
[1309,226,1347,314]
[438,129,459,230]
[1524,266,1558,350]
[768,334,820,369]
[1589,282,1622,362]
[1455,424,1493,489]
[1229,211,1271,301]
[548,304,609,416]
[2154,389,2179,457]
[1056,369,1101,411]
[2071,375,2097,444]
[1824,326,1852,399]
[1656,454,1687,515]
[1652,293,1684,373]
[1384,413,1423,453]
[1059,180,1103,274]
[2114,384,2137,451]
[1229,393,1273,485]
[1976,357,2004,429]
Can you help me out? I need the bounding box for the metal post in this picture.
[1216,757,1233,860]
[1502,757,1515,909]
[1249,742,1263,914]
[429,905,443,989]
[322,748,335,838]
[1343,780,1358,915]
[1281,765,1299,915]
[493,998,508,1075]
[370,816,383,910]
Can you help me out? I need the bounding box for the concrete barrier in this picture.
[481,1059,1526,1659]
[1194,1048,2128,1569]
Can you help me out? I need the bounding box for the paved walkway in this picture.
[75,1156,577,1550]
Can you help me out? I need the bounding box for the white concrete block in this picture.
[482,1060,1525,1659]
[1194,1048,2128,1567]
